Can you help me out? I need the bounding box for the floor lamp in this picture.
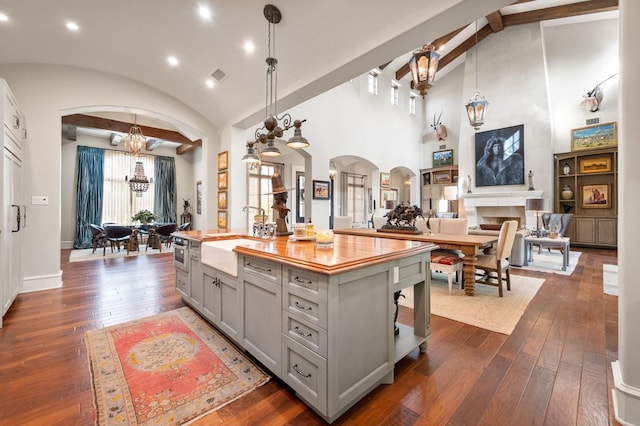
[525,198,545,237]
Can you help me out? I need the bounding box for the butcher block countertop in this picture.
[172,229,438,275]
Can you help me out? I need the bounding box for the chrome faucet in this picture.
[242,205,269,238]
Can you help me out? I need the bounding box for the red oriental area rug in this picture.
[86,307,269,425]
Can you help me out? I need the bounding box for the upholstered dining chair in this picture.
[474,220,518,297]
[429,218,468,294]
[103,225,133,256]
[88,223,105,253]
[146,223,177,252]
[333,216,353,229]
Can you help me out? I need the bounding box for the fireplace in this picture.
[462,190,544,230]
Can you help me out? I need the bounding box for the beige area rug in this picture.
[400,274,545,335]
[512,250,581,275]
[86,307,269,425]
[69,244,174,262]
[603,264,618,296]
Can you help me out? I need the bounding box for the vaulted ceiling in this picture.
[0,0,618,154]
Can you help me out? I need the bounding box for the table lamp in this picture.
[525,198,545,237]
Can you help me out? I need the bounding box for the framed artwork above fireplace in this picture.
[475,124,525,187]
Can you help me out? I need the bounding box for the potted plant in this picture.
[132,209,159,224]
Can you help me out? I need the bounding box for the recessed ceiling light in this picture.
[198,5,212,20]
[244,41,255,54]
[66,21,79,31]
[205,79,215,89]
[0,13,9,22]
[167,56,179,67]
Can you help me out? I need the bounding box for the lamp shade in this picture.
[525,198,545,211]
[443,185,458,201]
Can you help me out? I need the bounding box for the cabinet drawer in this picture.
[283,286,327,328]
[282,310,327,357]
[285,267,327,300]
[282,336,327,413]
[242,256,281,283]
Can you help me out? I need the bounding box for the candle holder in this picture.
[316,230,334,249]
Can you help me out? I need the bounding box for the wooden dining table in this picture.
[333,228,498,296]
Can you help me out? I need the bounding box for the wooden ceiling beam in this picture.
[486,11,504,33]
[61,114,202,154]
[438,24,493,71]
[502,0,618,27]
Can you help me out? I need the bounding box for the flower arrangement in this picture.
[132,209,159,224]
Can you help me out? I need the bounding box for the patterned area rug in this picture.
[86,307,269,425]
[400,274,545,335]
[70,245,173,262]
[603,264,618,296]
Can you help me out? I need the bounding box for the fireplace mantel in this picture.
[462,190,544,228]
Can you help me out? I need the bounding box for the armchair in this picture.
[539,213,573,253]
[146,223,177,252]
[103,225,133,256]
[88,224,105,253]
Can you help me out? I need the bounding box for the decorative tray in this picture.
[289,234,316,241]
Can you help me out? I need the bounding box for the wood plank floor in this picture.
[0,247,619,425]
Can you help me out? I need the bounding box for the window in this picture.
[340,172,367,225]
[391,83,399,106]
[102,150,154,224]
[247,161,284,222]
[368,72,378,95]
[409,94,416,115]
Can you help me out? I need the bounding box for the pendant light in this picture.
[465,20,488,130]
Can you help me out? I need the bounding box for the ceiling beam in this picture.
[61,114,203,154]
[394,0,618,82]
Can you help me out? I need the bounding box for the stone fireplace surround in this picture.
[461,190,544,230]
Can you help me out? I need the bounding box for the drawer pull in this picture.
[293,364,312,378]
[294,326,312,338]
[246,262,272,274]
[293,276,312,286]
[294,301,312,311]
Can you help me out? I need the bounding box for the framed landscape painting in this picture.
[313,180,330,200]
[571,122,617,151]
[433,149,453,167]
[579,157,612,174]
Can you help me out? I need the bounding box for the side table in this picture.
[524,236,571,271]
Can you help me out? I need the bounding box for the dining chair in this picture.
[429,218,468,294]
[146,223,177,252]
[103,225,133,256]
[88,224,105,253]
[474,220,518,297]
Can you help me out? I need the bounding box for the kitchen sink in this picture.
[201,238,260,277]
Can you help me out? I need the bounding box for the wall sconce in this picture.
[409,44,440,96]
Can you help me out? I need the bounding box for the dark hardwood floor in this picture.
[0,247,619,425]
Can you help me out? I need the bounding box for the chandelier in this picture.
[465,20,489,130]
[409,44,440,96]
[123,115,146,155]
[242,4,309,163]
[126,161,150,197]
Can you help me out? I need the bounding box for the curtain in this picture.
[73,146,104,248]
[154,155,177,223]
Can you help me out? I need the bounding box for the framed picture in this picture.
[380,188,393,203]
[475,124,525,187]
[571,122,617,151]
[217,210,228,228]
[579,156,612,174]
[217,171,228,189]
[422,172,431,185]
[313,180,330,200]
[196,180,202,215]
[380,172,390,187]
[217,191,227,209]
[433,149,453,167]
[433,171,451,184]
[296,172,305,223]
[217,151,228,170]
[582,184,610,208]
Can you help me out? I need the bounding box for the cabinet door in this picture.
[175,270,189,300]
[596,218,617,245]
[202,270,220,324]
[242,271,282,377]
[575,218,595,244]
[218,273,240,342]
[189,257,203,310]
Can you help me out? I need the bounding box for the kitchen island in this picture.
[172,229,437,423]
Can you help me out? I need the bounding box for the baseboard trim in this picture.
[21,271,63,293]
[612,360,640,426]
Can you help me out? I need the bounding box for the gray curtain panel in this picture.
[154,155,177,223]
[73,146,104,248]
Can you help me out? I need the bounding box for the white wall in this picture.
[60,134,195,248]
[0,64,217,291]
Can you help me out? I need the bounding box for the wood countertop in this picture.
[332,228,497,248]
[172,229,437,275]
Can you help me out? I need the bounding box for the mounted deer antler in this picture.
[430,111,447,141]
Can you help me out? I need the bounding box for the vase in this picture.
[561,185,574,200]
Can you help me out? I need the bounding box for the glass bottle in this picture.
[306,218,314,236]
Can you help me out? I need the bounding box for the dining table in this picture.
[332,228,498,296]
